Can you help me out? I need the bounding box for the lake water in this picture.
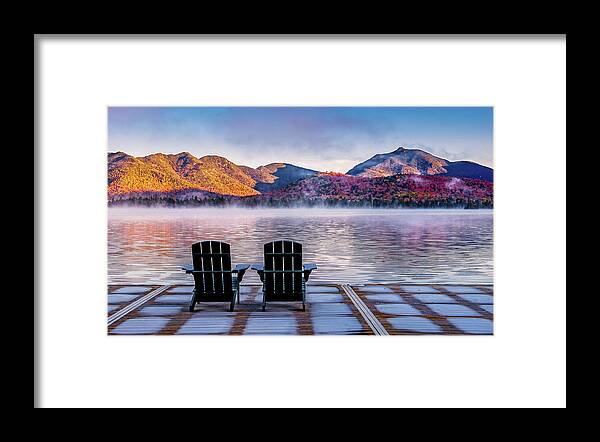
[108,208,493,285]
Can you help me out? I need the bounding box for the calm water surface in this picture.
[108,208,493,285]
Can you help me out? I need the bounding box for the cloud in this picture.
[108,107,493,171]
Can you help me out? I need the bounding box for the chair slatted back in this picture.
[263,240,303,297]
[191,241,233,295]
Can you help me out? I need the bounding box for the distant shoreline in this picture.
[107,201,493,210]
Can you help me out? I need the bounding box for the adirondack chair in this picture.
[251,240,317,311]
[182,241,249,312]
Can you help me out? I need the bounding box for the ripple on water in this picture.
[108,208,493,286]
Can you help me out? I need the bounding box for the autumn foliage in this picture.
[108,152,493,208]
[247,174,493,208]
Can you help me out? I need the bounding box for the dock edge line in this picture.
[108,285,172,327]
[340,284,389,336]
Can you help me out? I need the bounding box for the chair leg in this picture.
[188,292,196,312]
[302,288,306,311]
[230,291,236,312]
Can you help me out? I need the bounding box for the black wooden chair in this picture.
[182,241,249,312]
[251,240,317,311]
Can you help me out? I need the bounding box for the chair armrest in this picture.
[251,263,265,282]
[303,263,317,281]
[182,264,194,274]
[232,264,250,283]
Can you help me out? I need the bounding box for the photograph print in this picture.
[107,106,494,336]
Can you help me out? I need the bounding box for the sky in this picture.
[108,107,493,172]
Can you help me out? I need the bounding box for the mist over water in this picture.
[108,207,493,285]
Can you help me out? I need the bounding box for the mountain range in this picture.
[108,146,493,207]
[347,146,493,181]
[108,151,319,198]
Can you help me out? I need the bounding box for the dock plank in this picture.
[107,283,492,336]
[351,283,494,336]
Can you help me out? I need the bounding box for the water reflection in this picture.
[108,208,493,285]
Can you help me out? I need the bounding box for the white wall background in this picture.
[37,36,566,408]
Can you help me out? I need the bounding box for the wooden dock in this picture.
[108,283,493,335]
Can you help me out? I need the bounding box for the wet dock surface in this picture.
[108,283,493,336]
